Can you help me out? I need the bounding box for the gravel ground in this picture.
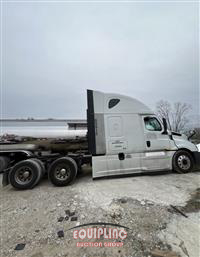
[0,167,200,257]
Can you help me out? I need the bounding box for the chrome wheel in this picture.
[54,165,70,181]
[177,155,191,170]
[14,166,33,185]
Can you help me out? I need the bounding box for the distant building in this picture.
[67,120,87,130]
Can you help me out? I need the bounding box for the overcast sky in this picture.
[1,1,199,120]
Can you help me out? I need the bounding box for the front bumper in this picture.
[193,151,200,170]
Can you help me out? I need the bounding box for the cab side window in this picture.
[144,117,162,131]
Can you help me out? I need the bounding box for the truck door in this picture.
[141,116,171,171]
[143,116,170,151]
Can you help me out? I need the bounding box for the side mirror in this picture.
[188,130,196,140]
[162,118,168,135]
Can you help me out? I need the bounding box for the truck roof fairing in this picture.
[87,89,154,115]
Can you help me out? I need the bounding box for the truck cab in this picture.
[87,90,200,178]
[1,89,199,190]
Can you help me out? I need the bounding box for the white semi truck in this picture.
[1,89,200,189]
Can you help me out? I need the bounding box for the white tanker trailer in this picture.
[1,89,200,190]
[0,127,87,139]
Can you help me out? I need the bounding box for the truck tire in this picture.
[30,159,45,186]
[31,158,45,175]
[9,159,42,190]
[48,157,77,187]
[173,150,194,173]
[0,156,10,173]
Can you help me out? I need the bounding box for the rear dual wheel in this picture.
[9,159,44,190]
[48,157,77,187]
[8,157,77,189]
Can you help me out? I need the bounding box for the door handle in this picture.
[118,153,125,160]
[146,141,151,147]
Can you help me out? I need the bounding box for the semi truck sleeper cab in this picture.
[1,89,200,189]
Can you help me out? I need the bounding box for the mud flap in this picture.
[2,169,10,186]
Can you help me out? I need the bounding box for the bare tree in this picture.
[156,100,191,132]
[156,100,172,130]
[172,102,191,132]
